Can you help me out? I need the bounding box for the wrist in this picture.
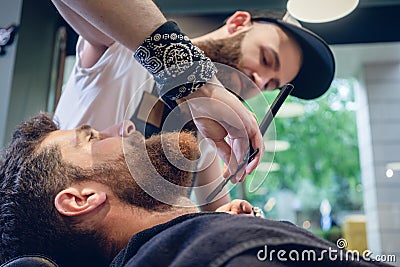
[134,21,217,101]
[182,76,218,100]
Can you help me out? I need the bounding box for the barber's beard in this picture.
[195,31,246,70]
[195,31,258,100]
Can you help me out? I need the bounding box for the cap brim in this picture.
[269,20,335,100]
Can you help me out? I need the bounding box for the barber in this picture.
[57,0,263,182]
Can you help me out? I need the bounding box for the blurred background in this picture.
[0,0,399,264]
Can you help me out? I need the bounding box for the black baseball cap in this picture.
[252,16,335,100]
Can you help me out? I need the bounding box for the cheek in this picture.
[238,45,260,70]
[92,140,123,161]
[239,35,260,61]
[61,148,94,168]
[238,56,260,78]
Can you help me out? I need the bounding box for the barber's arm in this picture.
[57,0,165,51]
[57,0,263,181]
[51,0,115,68]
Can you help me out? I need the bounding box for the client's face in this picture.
[40,121,137,169]
[40,121,199,208]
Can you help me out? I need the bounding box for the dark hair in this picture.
[0,114,200,266]
[247,9,286,21]
[0,113,108,266]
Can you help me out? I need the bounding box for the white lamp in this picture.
[287,0,359,23]
[386,162,400,178]
[264,140,290,152]
[275,102,305,118]
[257,162,280,172]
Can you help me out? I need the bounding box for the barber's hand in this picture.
[215,199,254,215]
[182,77,263,182]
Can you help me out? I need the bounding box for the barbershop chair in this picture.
[0,256,58,267]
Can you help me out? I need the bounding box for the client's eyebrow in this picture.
[76,124,92,134]
[75,124,93,146]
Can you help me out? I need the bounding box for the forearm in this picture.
[199,187,231,212]
[194,157,231,212]
[52,0,113,48]
[58,0,166,51]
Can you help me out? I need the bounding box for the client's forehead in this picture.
[39,129,76,149]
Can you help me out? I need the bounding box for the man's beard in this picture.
[195,31,260,100]
[56,132,199,266]
[195,31,246,70]
[91,131,199,210]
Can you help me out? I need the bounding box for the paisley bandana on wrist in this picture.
[134,21,217,101]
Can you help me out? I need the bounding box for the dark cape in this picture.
[110,212,392,267]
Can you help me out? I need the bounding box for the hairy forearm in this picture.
[198,187,231,212]
[59,0,166,51]
[52,0,114,47]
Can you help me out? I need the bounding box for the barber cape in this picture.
[110,213,391,267]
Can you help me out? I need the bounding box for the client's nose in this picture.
[120,120,136,136]
[101,120,136,137]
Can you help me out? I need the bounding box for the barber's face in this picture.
[40,121,137,168]
[239,23,302,90]
[198,22,302,99]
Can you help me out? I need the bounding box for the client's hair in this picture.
[0,113,86,265]
[0,113,199,266]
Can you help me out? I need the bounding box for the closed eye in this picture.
[88,131,95,141]
[261,49,268,66]
[78,125,97,142]
[88,130,102,142]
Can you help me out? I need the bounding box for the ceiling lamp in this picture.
[264,140,290,152]
[287,0,359,23]
[275,102,305,118]
[257,162,280,172]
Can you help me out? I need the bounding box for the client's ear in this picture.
[226,11,252,34]
[54,184,107,217]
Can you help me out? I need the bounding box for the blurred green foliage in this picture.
[230,78,363,225]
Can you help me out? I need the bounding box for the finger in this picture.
[215,203,229,213]
[222,164,229,179]
[245,124,264,175]
[224,136,233,179]
[237,172,247,183]
[231,136,249,182]
[232,200,253,214]
[240,200,253,214]
[214,139,238,177]
[229,199,243,214]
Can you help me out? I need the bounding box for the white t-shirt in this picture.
[54,37,154,131]
[54,37,216,171]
